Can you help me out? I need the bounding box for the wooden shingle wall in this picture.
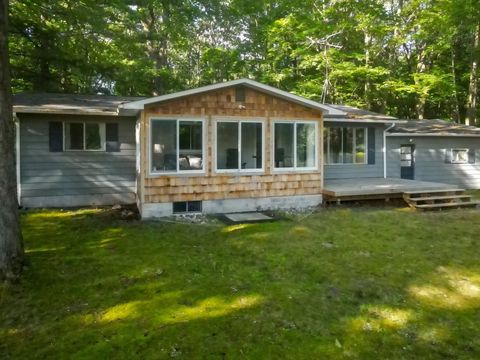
[140,86,323,204]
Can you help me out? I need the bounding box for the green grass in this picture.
[1,207,480,359]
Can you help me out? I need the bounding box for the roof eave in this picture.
[387,132,480,137]
[325,118,406,124]
[14,106,131,117]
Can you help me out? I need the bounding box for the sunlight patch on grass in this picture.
[221,224,254,233]
[99,301,144,323]
[418,326,450,344]
[25,246,66,253]
[162,295,263,324]
[350,306,414,332]
[26,209,103,220]
[289,225,312,237]
[409,267,480,310]
[92,295,263,327]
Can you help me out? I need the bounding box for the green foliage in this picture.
[7,0,480,122]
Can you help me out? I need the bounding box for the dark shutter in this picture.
[49,122,63,152]
[106,123,120,152]
[468,148,476,164]
[445,149,452,163]
[367,127,375,164]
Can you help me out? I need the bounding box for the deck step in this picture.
[408,195,472,202]
[402,187,479,211]
[403,188,464,196]
[415,201,479,209]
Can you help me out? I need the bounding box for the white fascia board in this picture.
[13,106,120,117]
[325,118,406,124]
[387,133,480,137]
[119,78,346,116]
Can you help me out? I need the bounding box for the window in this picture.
[324,127,367,164]
[274,121,317,169]
[451,149,469,164]
[216,121,263,171]
[150,119,204,174]
[173,201,202,214]
[65,122,105,151]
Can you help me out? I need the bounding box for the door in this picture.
[400,144,415,180]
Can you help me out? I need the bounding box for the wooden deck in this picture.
[323,178,458,201]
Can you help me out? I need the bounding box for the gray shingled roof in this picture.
[323,104,399,123]
[14,93,146,116]
[388,119,480,137]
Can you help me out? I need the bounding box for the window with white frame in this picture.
[274,121,316,169]
[216,121,263,171]
[65,122,105,151]
[150,119,204,173]
[324,127,367,164]
[451,148,469,164]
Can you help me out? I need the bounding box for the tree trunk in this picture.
[415,50,429,120]
[451,48,461,123]
[0,0,24,281]
[466,23,479,126]
[364,31,372,110]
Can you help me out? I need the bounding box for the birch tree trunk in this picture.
[0,0,24,281]
[466,23,479,126]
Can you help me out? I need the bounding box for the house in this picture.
[386,120,480,188]
[13,79,479,218]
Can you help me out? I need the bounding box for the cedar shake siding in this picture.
[137,86,324,217]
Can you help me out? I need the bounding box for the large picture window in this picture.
[324,127,367,164]
[274,121,317,170]
[65,122,105,151]
[216,121,263,171]
[150,119,204,174]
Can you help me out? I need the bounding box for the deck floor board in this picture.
[323,178,457,197]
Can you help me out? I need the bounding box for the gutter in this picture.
[14,112,21,206]
[383,122,396,178]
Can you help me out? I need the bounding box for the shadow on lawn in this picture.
[1,208,480,358]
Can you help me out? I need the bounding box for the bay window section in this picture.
[150,119,204,174]
[216,121,263,171]
[274,122,317,170]
[324,127,367,164]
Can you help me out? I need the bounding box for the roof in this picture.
[323,104,402,124]
[119,78,346,116]
[387,119,480,137]
[14,93,145,116]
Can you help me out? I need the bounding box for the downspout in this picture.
[14,112,21,206]
[383,122,396,178]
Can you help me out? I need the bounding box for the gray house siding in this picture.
[387,136,480,189]
[18,113,137,207]
[324,124,385,180]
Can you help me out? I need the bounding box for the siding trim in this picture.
[15,116,21,205]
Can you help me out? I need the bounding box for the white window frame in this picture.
[450,148,469,164]
[149,117,206,176]
[324,127,368,165]
[63,121,106,152]
[273,120,318,171]
[214,119,265,174]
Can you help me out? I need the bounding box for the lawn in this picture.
[1,207,480,359]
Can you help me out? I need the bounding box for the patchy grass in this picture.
[1,207,480,359]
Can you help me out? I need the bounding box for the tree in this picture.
[0,0,24,281]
